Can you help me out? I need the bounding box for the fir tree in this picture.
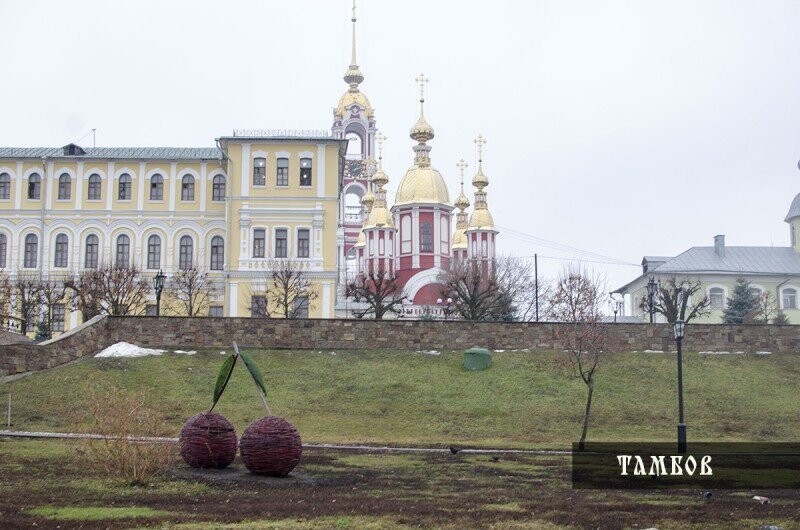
[722,277,758,324]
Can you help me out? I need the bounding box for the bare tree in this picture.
[66,265,150,318]
[65,269,104,322]
[164,267,218,316]
[347,268,407,319]
[37,279,67,339]
[642,277,711,324]
[548,267,607,451]
[753,291,778,325]
[252,260,318,319]
[0,271,12,327]
[9,273,43,334]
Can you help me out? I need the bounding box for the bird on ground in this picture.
[701,491,712,500]
[449,446,461,454]
[752,495,771,505]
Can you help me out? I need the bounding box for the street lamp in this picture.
[646,276,658,323]
[154,269,166,316]
[673,319,687,453]
[436,297,454,320]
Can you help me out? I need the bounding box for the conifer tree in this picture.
[722,277,758,324]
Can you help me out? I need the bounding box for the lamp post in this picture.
[646,276,657,323]
[154,270,166,316]
[673,319,687,453]
[436,297,454,320]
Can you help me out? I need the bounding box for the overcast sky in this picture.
[3,0,799,294]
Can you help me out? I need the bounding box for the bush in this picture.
[79,387,177,485]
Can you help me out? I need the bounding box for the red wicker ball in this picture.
[179,412,238,469]
[239,416,302,477]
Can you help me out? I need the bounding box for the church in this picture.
[0,4,498,332]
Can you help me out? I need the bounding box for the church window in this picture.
[24,234,38,268]
[276,158,289,186]
[212,175,226,201]
[28,173,41,200]
[181,175,195,201]
[420,222,432,252]
[379,236,385,255]
[210,236,224,270]
[0,173,10,199]
[782,288,797,310]
[150,174,164,200]
[297,229,310,258]
[147,235,161,270]
[54,233,68,267]
[179,235,193,270]
[58,173,71,200]
[115,234,130,267]
[118,173,132,200]
[299,158,312,186]
[253,157,266,186]
[481,239,488,257]
[87,174,101,200]
[253,229,266,258]
[275,228,288,258]
[401,216,411,253]
[709,287,725,310]
[85,234,99,269]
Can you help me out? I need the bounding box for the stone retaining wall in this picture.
[2,317,799,378]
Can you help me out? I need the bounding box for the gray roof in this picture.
[0,147,220,160]
[785,192,800,221]
[654,246,800,275]
[643,256,673,263]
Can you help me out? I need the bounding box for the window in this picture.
[420,222,433,252]
[179,235,193,270]
[709,288,726,310]
[782,288,797,310]
[181,175,195,201]
[275,228,288,258]
[251,295,267,317]
[145,304,157,316]
[293,296,309,318]
[58,173,71,200]
[87,174,101,200]
[118,173,132,200]
[0,233,6,268]
[299,157,312,186]
[85,234,99,269]
[276,158,289,186]
[253,229,266,258]
[28,173,41,200]
[209,305,223,317]
[0,173,9,199]
[401,216,412,253]
[750,287,763,302]
[210,236,224,270]
[212,175,226,201]
[253,158,266,186]
[24,234,38,268]
[54,234,68,268]
[297,229,310,258]
[115,234,130,267]
[51,304,65,332]
[147,234,161,270]
[150,174,164,200]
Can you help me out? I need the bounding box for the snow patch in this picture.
[417,350,441,355]
[493,349,506,353]
[95,342,166,358]
[173,350,197,355]
[755,351,772,355]
[219,351,227,355]
[698,351,742,355]
[644,350,665,353]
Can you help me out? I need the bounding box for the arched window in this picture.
[150,174,164,200]
[147,234,161,270]
[420,222,433,252]
[345,131,363,157]
[179,235,193,270]
[23,234,38,268]
[181,175,195,201]
[0,233,6,268]
[0,173,10,200]
[212,175,226,201]
[58,173,71,200]
[118,173,132,200]
[85,234,99,269]
[782,288,797,310]
[28,173,41,200]
[54,233,69,267]
[210,236,224,270]
[87,174,101,200]
[115,234,130,268]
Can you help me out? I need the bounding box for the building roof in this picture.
[785,192,800,221]
[0,147,220,160]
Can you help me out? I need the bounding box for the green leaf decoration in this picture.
[209,354,237,413]
[233,342,272,416]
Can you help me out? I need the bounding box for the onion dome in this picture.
[410,114,434,144]
[365,139,394,229]
[454,189,470,211]
[354,229,366,249]
[360,188,375,211]
[467,135,496,231]
[452,159,471,250]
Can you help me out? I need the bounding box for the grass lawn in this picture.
[1,348,798,447]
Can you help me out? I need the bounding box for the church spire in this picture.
[409,73,435,167]
[468,134,495,231]
[343,0,364,91]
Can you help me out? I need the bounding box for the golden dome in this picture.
[467,207,495,231]
[360,188,375,209]
[452,228,468,249]
[410,113,434,143]
[371,168,388,189]
[472,165,489,190]
[454,189,470,211]
[365,204,394,228]
[393,166,451,206]
[354,229,365,248]
[335,90,374,119]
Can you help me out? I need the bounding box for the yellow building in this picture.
[0,132,347,331]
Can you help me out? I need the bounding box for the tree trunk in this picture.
[578,378,594,451]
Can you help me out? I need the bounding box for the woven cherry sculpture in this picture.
[240,416,302,477]
[179,412,237,469]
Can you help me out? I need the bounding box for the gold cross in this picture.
[375,131,388,161]
[456,159,469,184]
[415,73,429,101]
[474,134,487,161]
